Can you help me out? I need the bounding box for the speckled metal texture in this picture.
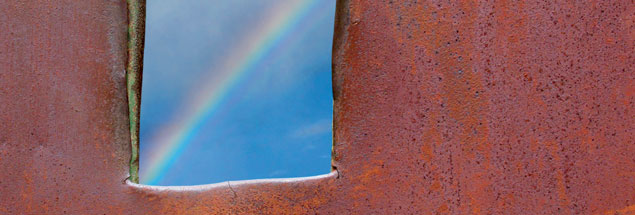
[0,1,132,213]
[1,0,633,214]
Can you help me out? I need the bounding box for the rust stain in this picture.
[603,204,635,215]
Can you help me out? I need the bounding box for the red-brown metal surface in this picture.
[0,1,133,213]
[1,0,633,214]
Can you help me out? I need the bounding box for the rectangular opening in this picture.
[139,0,336,186]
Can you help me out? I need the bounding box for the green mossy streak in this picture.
[126,0,146,184]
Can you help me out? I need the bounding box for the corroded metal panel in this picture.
[0,1,132,213]
[1,0,633,214]
[328,1,634,214]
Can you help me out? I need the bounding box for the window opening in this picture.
[139,0,336,186]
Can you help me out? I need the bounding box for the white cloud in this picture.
[268,170,288,177]
[289,119,332,138]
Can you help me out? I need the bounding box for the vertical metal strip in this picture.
[126,0,146,184]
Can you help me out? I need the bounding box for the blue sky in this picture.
[140,0,336,186]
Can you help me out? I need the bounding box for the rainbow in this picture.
[140,0,324,185]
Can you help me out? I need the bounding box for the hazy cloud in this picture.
[290,119,332,138]
[268,170,288,177]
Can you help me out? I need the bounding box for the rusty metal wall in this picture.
[328,1,634,214]
[1,0,633,214]
[0,1,134,213]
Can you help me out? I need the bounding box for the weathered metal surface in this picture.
[1,0,633,214]
[328,1,634,214]
[126,0,146,184]
[0,0,133,213]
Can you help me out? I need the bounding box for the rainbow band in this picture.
[141,0,322,185]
